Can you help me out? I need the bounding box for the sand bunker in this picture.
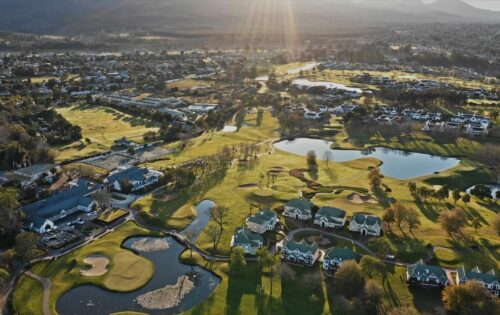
[237,183,258,189]
[135,275,195,310]
[348,193,377,204]
[80,255,109,277]
[131,238,170,252]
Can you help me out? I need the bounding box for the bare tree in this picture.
[212,205,228,231]
[205,223,220,251]
[93,189,112,211]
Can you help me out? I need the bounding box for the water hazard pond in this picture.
[274,138,460,180]
[56,201,219,315]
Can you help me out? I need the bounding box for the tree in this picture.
[382,207,396,232]
[442,280,497,315]
[230,246,247,274]
[493,212,500,236]
[368,168,382,190]
[388,306,420,315]
[360,255,385,278]
[452,189,462,204]
[472,217,481,234]
[406,207,421,234]
[92,189,112,211]
[462,193,471,207]
[0,188,22,239]
[334,260,366,298]
[387,203,408,232]
[205,223,220,251]
[15,232,39,263]
[212,205,228,232]
[364,279,384,314]
[118,179,133,194]
[235,109,247,130]
[439,208,467,236]
[367,238,392,259]
[323,151,333,167]
[470,185,492,203]
[306,150,317,169]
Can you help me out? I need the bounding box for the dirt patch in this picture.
[154,192,177,202]
[80,255,109,277]
[237,183,258,189]
[135,275,195,310]
[131,238,170,252]
[306,235,332,246]
[347,192,377,204]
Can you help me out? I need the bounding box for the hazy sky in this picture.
[421,0,500,10]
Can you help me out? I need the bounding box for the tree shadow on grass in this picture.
[408,286,445,315]
[226,264,262,315]
[414,198,439,222]
[372,187,391,209]
[281,265,325,315]
[446,238,498,271]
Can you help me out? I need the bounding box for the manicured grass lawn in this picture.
[13,222,159,315]
[132,191,197,230]
[97,208,128,223]
[167,79,215,89]
[55,104,159,161]
[148,110,279,168]
[12,274,44,315]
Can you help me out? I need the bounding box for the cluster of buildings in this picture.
[283,103,359,121]
[230,198,381,255]
[375,106,492,136]
[20,165,161,238]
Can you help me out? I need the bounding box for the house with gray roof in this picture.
[23,179,101,234]
[230,227,263,254]
[314,206,346,228]
[246,209,278,234]
[104,166,162,192]
[456,266,499,296]
[281,239,319,266]
[283,198,314,220]
[406,259,449,288]
[322,247,359,271]
[349,214,382,236]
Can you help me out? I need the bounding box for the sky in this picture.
[421,0,500,10]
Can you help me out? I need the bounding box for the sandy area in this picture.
[80,255,109,277]
[135,275,195,310]
[131,238,170,252]
[237,183,258,189]
[347,192,377,204]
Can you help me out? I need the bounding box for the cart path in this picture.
[25,271,52,315]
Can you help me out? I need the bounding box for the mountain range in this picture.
[0,0,498,35]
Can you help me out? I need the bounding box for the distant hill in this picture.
[0,0,498,35]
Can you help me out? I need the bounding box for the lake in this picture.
[274,138,460,180]
[56,201,219,315]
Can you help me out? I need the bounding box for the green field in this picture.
[55,104,159,161]
[13,222,158,315]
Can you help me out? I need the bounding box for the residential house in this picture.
[406,259,449,288]
[456,266,499,296]
[283,199,314,220]
[304,111,324,120]
[246,209,278,234]
[104,166,162,192]
[349,214,382,236]
[281,239,320,266]
[465,123,489,136]
[230,227,264,254]
[322,247,359,271]
[6,164,59,188]
[314,206,346,228]
[332,104,358,115]
[23,179,101,234]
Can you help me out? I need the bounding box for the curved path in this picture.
[25,271,52,315]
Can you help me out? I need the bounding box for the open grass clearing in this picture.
[54,104,159,161]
